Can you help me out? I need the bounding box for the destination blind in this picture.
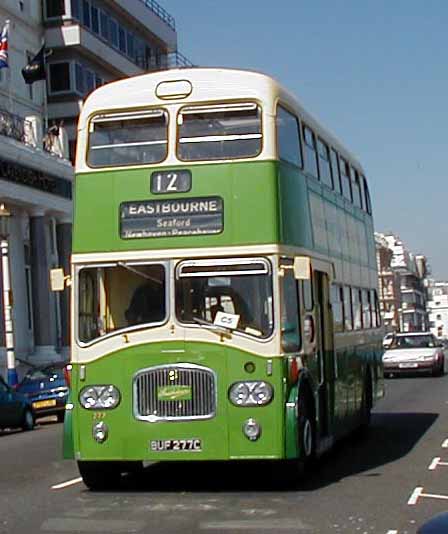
[120,196,223,238]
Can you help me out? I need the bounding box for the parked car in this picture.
[418,511,448,532]
[16,362,69,422]
[382,332,445,377]
[0,374,34,431]
[383,332,394,348]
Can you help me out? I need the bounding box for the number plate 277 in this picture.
[150,439,202,452]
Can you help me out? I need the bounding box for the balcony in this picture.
[0,108,73,182]
[137,0,176,30]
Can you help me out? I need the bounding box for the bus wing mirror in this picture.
[50,268,71,291]
[294,257,311,280]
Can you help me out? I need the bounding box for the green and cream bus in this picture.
[62,68,384,489]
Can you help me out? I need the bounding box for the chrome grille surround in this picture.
[133,363,217,422]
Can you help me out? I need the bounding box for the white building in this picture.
[0,0,188,379]
[427,281,448,340]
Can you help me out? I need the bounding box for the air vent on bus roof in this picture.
[156,80,192,100]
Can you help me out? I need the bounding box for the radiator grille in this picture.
[134,364,216,421]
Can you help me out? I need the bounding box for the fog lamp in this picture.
[243,418,261,441]
[92,421,108,443]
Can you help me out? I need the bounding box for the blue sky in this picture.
[162,1,447,278]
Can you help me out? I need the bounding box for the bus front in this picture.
[66,70,300,489]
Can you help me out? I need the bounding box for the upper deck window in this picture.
[276,106,302,167]
[302,125,319,178]
[177,103,262,161]
[87,109,168,168]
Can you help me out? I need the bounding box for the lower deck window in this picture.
[77,262,167,343]
[175,259,273,338]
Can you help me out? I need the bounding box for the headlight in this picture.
[79,385,121,409]
[228,381,273,406]
[422,354,436,361]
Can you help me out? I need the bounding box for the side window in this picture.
[351,167,364,209]
[363,175,372,215]
[302,124,319,178]
[343,286,353,331]
[276,106,303,167]
[302,278,314,312]
[375,290,381,327]
[330,148,342,194]
[331,284,344,333]
[281,270,301,352]
[352,288,362,330]
[339,157,352,202]
[362,289,372,328]
[317,138,333,189]
[370,289,380,327]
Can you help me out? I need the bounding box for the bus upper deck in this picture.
[73,69,374,277]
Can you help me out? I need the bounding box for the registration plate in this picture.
[399,363,419,369]
[32,399,57,409]
[150,439,202,452]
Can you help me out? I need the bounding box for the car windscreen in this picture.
[177,103,262,161]
[22,367,64,382]
[390,335,436,349]
[87,109,168,167]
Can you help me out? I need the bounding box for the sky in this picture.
[161,0,448,279]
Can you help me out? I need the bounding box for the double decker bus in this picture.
[63,68,384,489]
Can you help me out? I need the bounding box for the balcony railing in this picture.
[0,108,68,159]
[138,0,176,30]
[0,109,29,145]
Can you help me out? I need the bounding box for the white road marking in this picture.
[442,439,448,448]
[200,519,310,530]
[51,477,83,490]
[408,487,424,505]
[408,486,448,505]
[386,530,398,534]
[429,457,441,470]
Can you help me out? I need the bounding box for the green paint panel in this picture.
[72,342,287,462]
[73,162,280,253]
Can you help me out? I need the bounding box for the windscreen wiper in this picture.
[191,316,232,337]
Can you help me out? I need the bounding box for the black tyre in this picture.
[297,394,316,470]
[22,409,35,431]
[78,461,124,491]
[279,394,316,487]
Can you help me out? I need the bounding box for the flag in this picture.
[0,20,9,69]
[22,45,46,84]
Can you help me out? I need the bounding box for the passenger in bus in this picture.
[125,282,165,325]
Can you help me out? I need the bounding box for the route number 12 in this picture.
[150,170,192,194]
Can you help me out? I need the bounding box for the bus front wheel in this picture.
[297,394,316,469]
[77,460,123,490]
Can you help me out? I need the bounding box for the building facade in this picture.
[375,233,401,332]
[376,233,429,333]
[427,281,448,340]
[0,0,188,378]
[43,0,190,162]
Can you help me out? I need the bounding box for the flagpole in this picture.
[4,20,13,115]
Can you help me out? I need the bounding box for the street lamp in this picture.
[0,203,17,386]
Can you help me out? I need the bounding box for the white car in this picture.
[383,332,445,377]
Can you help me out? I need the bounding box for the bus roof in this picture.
[78,67,364,172]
